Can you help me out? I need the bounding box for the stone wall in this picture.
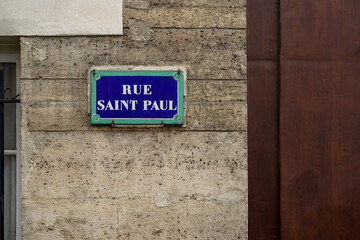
[20,0,247,239]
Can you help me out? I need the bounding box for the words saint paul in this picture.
[96,84,178,111]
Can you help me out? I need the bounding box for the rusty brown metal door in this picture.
[248,0,280,239]
[249,0,360,239]
[280,0,360,239]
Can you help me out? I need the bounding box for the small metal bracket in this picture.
[173,70,182,81]
[0,88,20,103]
[0,99,20,103]
[110,120,166,128]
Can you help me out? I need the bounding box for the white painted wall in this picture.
[0,0,123,36]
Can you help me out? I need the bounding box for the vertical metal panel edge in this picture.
[248,0,280,239]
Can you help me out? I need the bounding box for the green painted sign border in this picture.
[90,70,184,125]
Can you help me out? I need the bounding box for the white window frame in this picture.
[0,53,21,240]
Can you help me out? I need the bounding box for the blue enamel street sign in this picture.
[90,69,184,125]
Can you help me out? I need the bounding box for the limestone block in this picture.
[20,79,86,103]
[124,7,246,29]
[20,29,246,80]
[127,19,153,42]
[150,0,246,8]
[21,100,246,131]
[20,79,88,132]
[187,80,247,102]
[21,102,89,132]
[187,101,247,130]
[21,79,247,131]
[22,199,118,240]
[124,0,150,9]
[22,131,247,200]
[21,132,95,199]
[90,131,248,199]
[117,199,248,239]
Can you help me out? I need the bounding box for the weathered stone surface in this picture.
[124,7,246,29]
[187,80,247,101]
[127,19,153,42]
[20,0,248,238]
[90,131,248,199]
[117,199,248,239]
[21,101,89,132]
[20,79,86,103]
[149,0,246,8]
[20,29,246,80]
[124,0,150,9]
[21,79,247,131]
[21,132,94,199]
[187,101,247,130]
[22,198,247,240]
[21,100,246,131]
[22,131,247,199]
[22,199,118,240]
[21,79,246,103]
[186,81,246,131]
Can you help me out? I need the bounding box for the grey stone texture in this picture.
[125,0,246,9]
[150,0,246,8]
[124,8,246,29]
[21,0,248,239]
[127,19,154,42]
[21,80,246,131]
[23,199,118,239]
[21,30,246,80]
[22,131,247,199]
[124,0,150,9]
